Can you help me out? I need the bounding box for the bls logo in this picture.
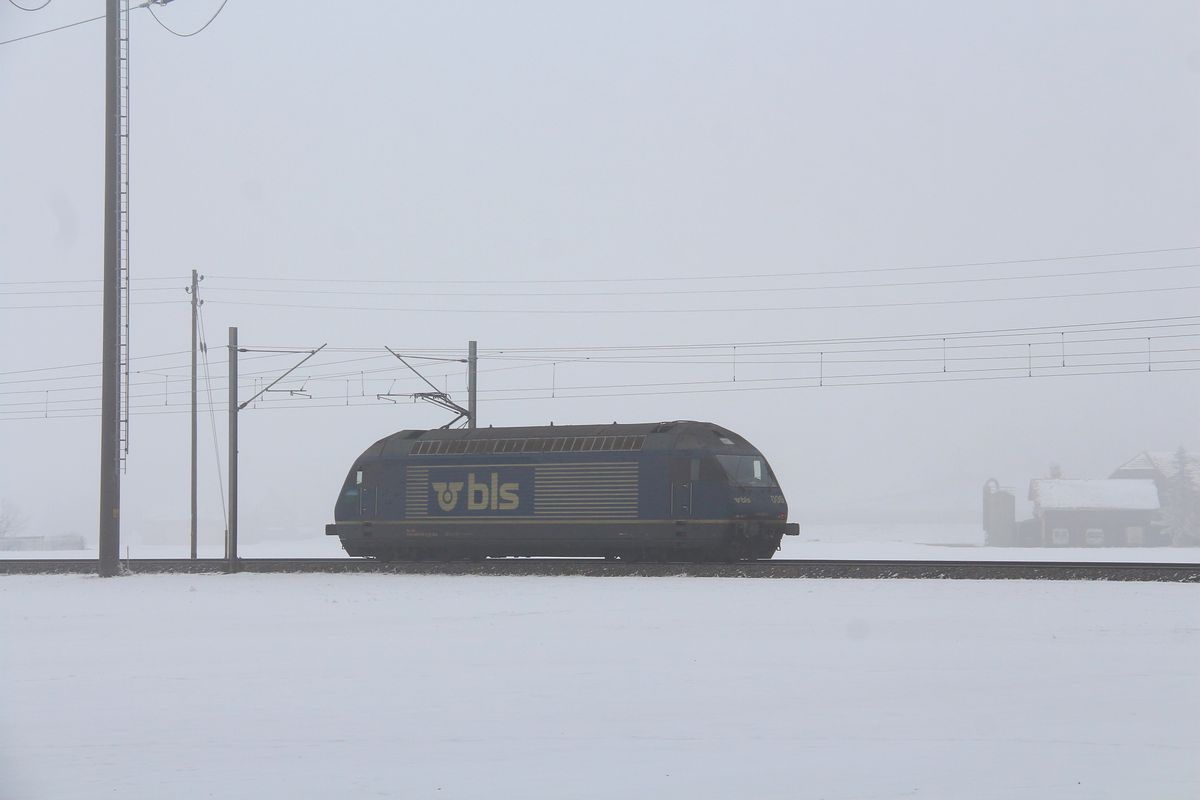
[432,481,464,512]
[432,472,520,513]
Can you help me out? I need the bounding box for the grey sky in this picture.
[2,1,1198,544]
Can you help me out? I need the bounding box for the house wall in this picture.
[1038,509,1160,546]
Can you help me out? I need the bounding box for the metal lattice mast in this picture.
[118,0,132,471]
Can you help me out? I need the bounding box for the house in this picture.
[1110,451,1200,494]
[1027,479,1161,546]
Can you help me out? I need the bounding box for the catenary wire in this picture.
[7,317,1199,387]
[4,340,1197,410]
[233,315,1200,356]
[7,346,1198,409]
[6,332,1192,399]
[5,362,1197,420]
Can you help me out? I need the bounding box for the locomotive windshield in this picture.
[716,454,778,487]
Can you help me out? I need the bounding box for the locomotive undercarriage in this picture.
[330,519,793,562]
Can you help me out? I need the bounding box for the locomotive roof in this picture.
[357,420,756,460]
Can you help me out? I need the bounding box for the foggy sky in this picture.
[2,1,1198,546]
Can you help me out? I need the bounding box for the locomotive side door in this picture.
[670,457,693,518]
[358,465,377,519]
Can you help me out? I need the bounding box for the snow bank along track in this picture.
[2,558,1199,581]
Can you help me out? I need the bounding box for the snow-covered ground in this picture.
[1,574,1197,799]
[781,522,1200,562]
[4,522,1198,562]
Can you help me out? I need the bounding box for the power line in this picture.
[0,276,186,286]
[1,286,199,296]
[0,350,294,386]
[195,261,1200,299]
[198,301,227,529]
[11,257,1195,296]
[203,283,1200,315]
[0,12,104,46]
[7,0,54,12]
[203,244,1200,285]
[0,349,190,378]
[0,300,189,310]
[145,0,230,37]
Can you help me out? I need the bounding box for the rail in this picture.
[1,558,1198,581]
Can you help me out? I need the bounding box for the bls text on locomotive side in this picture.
[432,472,520,512]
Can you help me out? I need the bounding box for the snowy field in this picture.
[4,522,1199,562]
[1,574,1197,799]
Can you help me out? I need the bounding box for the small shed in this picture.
[1028,479,1161,546]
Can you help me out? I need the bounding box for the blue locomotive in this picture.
[326,420,799,561]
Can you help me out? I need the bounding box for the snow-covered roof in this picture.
[1030,479,1160,511]
[1111,451,1200,487]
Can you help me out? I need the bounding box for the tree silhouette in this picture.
[0,500,26,538]
[1163,447,1200,546]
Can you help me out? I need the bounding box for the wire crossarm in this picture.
[238,344,327,411]
[384,346,470,428]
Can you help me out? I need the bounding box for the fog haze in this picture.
[2,1,1198,545]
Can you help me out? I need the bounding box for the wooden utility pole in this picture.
[227,326,238,572]
[189,269,199,559]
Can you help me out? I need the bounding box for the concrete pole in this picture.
[227,326,238,572]
[468,340,477,429]
[98,0,122,577]
[189,270,198,559]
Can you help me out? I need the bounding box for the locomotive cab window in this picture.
[715,455,778,487]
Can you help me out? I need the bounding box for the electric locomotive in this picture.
[326,420,799,561]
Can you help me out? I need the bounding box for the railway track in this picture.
[2,557,1199,581]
